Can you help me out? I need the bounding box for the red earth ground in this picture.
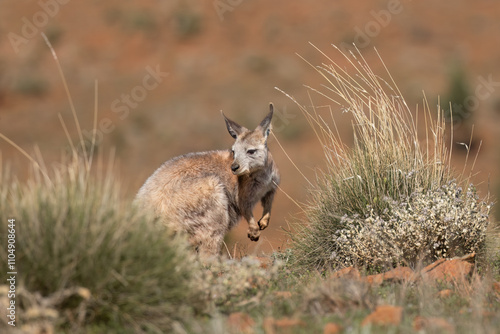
[1,0,500,254]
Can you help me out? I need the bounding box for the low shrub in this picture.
[196,257,282,312]
[289,46,492,270]
[332,181,490,267]
[0,157,199,332]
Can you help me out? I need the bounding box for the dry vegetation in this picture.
[288,46,492,270]
[0,155,200,333]
[0,46,499,334]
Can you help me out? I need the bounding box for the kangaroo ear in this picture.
[257,103,274,138]
[222,112,245,139]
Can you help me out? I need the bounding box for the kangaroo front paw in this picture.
[258,213,270,230]
[247,228,260,242]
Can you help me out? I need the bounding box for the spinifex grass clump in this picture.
[0,155,198,332]
[290,46,491,270]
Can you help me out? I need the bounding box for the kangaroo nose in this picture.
[231,163,240,173]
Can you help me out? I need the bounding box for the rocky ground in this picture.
[1,0,500,252]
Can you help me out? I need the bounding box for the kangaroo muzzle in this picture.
[231,162,240,174]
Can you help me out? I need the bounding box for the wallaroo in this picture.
[135,104,280,256]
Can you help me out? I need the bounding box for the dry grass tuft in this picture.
[285,45,491,270]
[0,155,200,332]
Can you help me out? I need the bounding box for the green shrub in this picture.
[173,6,202,39]
[442,64,473,125]
[128,10,157,32]
[15,75,48,96]
[289,47,491,270]
[0,157,199,332]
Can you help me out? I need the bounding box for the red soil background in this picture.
[1,0,500,254]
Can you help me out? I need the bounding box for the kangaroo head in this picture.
[222,103,274,176]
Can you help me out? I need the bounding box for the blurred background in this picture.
[1,0,500,254]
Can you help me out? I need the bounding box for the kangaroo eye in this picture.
[247,149,257,155]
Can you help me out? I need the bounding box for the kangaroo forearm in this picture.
[261,190,275,216]
[257,190,275,230]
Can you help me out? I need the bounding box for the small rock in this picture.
[413,316,455,333]
[274,317,306,328]
[458,253,476,262]
[437,289,453,298]
[323,322,342,334]
[263,317,306,334]
[365,273,384,285]
[227,312,255,334]
[382,267,415,283]
[330,266,360,280]
[421,258,447,274]
[364,267,415,285]
[421,253,475,283]
[361,305,403,327]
